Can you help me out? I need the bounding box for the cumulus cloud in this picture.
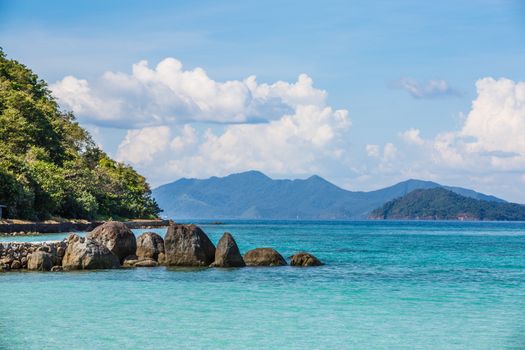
[399,128,424,145]
[427,77,525,171]
[51,58,327,128]
[392,77,461,99]
[116,126,170,164]
[365,143,397,162]
[366,144,380,157]
[116,105,350,181]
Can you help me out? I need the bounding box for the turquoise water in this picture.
[1,220,525,349]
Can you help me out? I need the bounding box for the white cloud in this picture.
[170,125,197,152]
[118,105,350,180]
[116,126,170,164]
[393,77,460,99]
[366,144,380,157]
[365,143,397,162]
[51,58,328,128]
[460,77,525,156]
[399,128,424,145]
[383,143,397,161]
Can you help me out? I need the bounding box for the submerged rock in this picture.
[87,221,136,263]
[62,234,120,270]
[136,232,164,261]
[163,224,215,266]
[27,251,53,271]
[290,252,323,266]
[243,248,287,266]
[51,266,63,272]
[210,232,245,267]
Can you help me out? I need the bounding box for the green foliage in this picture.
[0,48,160,220]
[370,188,525,221]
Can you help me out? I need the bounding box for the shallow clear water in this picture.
[1,220,525,349]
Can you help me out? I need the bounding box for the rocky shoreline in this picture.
[0,221,322,272]
[0,219,170,237]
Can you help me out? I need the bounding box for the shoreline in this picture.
[0,219,170,237]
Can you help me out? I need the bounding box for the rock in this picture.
[87,221,136,263]
[290,252,323,266]
[243,248,287,266]
[134,259,158,267]
[51,266,63,272]
[62,234,120,270]
[27,251,53,271]
[210,232,245,267]
[122,258,139,268]
[163,224,215,266]
[57,246,66,257]
[10,260,21,269]
[136,232,165,261]
[157,252,166,265]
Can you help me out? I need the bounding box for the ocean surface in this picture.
[1,220,524,349]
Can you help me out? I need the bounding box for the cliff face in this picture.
[369,188,525,221]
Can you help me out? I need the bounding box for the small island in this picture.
[369,188,525,221]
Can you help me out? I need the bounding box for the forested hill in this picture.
[369,188,525,221]
[0,49,160,220]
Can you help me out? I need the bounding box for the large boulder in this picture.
[290,252,323,266]
[243,248,287,266]
[62,234,120,270]
[163,224,215,266]
[27,251,53,271]
[210,232,245,267]
[87,221,136,263]
[136,232,165,261]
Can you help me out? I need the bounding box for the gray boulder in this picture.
[290,252,323,266]
[62,234,120,270]
[210,232,245,267]
[136,232,165,261]
[163,224,215,266]
[87,221,136,263]
[244,248,287,266]
[27,251,53,271]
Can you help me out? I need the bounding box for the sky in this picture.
[1,0,525,202]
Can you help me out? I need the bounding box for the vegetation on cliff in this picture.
[369,188,525,221]
[0,48,160,220]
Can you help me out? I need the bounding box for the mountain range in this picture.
[152,171,506,220]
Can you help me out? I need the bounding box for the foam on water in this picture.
[1,221,524,349]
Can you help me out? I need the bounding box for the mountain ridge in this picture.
[153,171,507,220]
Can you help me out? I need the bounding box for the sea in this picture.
[1,220,524,349]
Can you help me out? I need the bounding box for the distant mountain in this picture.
[369,188,525,221]
[152,171,507,220]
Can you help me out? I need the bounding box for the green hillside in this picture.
[369,188,525,221]
[0,49,160,220]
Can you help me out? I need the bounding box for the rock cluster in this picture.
[0,241,67,271]
[0,221,324,272]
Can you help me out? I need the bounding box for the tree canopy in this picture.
[0,48,160,220]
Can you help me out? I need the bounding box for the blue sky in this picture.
[1,0,525,201]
